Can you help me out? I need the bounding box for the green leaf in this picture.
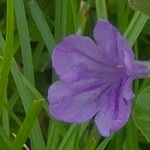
[123,118,139,150]
[96,136,112,150]
[95,0,108,20]
[129,0,150,17]
[117,0,129,32]
[124,11,149,46]
[0,12,46,150]
[11,100,44,150]
[0,33,5,53]
[55,0,68,41]
[0,0,14,137]
[11,58,46,150]
[0,126,10,150]
[14,0,34,84]
[29,0,56,55]
[47,122,61,150]
[76,1,90,34]
[133,85,150,142]
[0,0,14,108]
[57,125,77,150]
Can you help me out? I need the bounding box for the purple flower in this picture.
[48,20,149,136]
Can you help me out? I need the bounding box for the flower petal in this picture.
[52,35,115,82]
[125,60,150,78]
[122,78,135,100]
[48,78,109,123]
[117,32,134,60]
[93,20,118,61]
[93,20,134,62]
[95,78,132,137]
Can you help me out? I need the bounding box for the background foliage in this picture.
[0,0,150,149]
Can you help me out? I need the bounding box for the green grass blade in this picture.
[57,125,75,150]
[0,32,5,53]
[0,0,14,138]
[76,1,90,34]
[75,123,89,149]
[124,11,149,46]
[55,0,68,41]
[11,58,46,150]
[0,126,10,150]
[0,31,65,141]
[95,0,108,20]
[0,0,14,109]
[14,0,34,84]
[29,0,55,55]
[129,0,150,16]
[117,0,129,32]
[11,100,44,150]
[47,122,61,150]
[124,118,139,150]
[96,136,112,150]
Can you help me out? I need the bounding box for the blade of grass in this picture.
[57,125,76,150]
[14,0,34,84]
[117,0,129,32]
[47,122,61,150]
[0,0,14,108]
[8,0,46,146]
[114,130,125,150]
[11,100,44,150]
[96,136,112,150]
[0,0,14,138]
[124,11,149,46]
[11,58,46,150]
[70,0,78,31]
[0,126,10,150]
[0,32,5,53]
[29,0,55,55]
[0,32,4,53]
[95,0,108,20]
[62,126,80,150]
[0,31,66,139]
[75,123,89,149]
[76,1,90,34]
[29,0,56,73]
[124,117,139,150]
[55,0,68,41]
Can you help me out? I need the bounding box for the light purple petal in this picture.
[93,20,134,63]
[122,78,135,100]
[52,35,117,82]
[95,78,132,137]
[117,32,134,60]
[125,60,150,78]
[93,20,118,61]
[48,78,109,123]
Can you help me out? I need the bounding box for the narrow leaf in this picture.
[96,136,112,150]
[57,125,76,150]
[124,11,148,46]
[0,33,5,53]
[55,0,68,41]
[0,0,14,109]
[129,0,150,16]
[0,126,10,150]
[29,0,55,54]
[14,0,34,84]
[95,0,108,20]
[11,58,46,150]
[133,85,150,142]
[11,100,44,150]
